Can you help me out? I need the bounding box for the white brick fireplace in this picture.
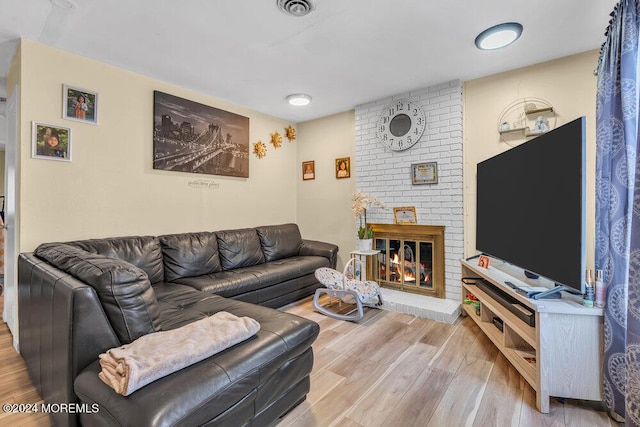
[354,80,464,302]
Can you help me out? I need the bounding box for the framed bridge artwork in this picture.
[153,91,250,178]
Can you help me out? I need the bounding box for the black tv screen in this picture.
[476,117,586,293]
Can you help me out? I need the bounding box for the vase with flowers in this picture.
[352,191,385,251]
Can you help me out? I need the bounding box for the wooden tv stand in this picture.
[460,257,603,413]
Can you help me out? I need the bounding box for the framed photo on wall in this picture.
[302,160,315,180]
[63,85,99,125]
[411,161,438,185]
[335,157,350,179]
[393,206,417,224]
[32,121,72,161]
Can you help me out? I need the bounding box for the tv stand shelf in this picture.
[461,257,603,413]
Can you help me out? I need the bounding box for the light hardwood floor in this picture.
[0,296,51,426]
[0,294,620,427]
[278,295,620,427]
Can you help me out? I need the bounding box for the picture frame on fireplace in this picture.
[411,161,438,185]
[393,206,417,224]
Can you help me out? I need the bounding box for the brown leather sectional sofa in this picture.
[17,223,338,426]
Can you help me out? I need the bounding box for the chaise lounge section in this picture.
[17,223,338,426]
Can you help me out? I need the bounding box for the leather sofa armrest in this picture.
[299,240,338,269]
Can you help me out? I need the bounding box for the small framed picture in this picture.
[412,162,438,185]
[32,122,72,161]
[302,160,315,180]
[63,84,98,125]
[335,157,350,179]
[393,206,417,224]
[478,255,491,269]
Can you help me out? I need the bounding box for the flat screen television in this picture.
[476,116,586,298]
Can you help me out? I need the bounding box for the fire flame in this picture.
[391,254,417,282]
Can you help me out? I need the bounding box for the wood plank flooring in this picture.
[0,296,52,426]
[0,294,620,427]
[278,295,620,427]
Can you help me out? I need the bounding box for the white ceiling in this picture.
[0,0,617,122]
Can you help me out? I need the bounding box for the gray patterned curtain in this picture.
[596,1,640,425]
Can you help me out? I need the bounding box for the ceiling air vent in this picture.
[277,0,316,17]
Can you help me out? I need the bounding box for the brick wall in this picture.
[354,80,464,300]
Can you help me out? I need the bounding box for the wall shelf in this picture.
[497,98,556,144]
[498,126,529,135]
[525,106,554,115]
[498,127,550,138]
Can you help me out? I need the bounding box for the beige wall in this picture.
[7,40,21,247]
[11,40,599,271]
[463,50,598,269]
[297,110,355,270]
[17,40,299,252]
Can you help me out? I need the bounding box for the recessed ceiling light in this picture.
[50,0,77,8]
[286,94,312,106]
[475,22,523,50]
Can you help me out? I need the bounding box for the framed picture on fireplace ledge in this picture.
[393,206,417,224]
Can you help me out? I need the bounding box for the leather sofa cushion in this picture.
[173,270,260,297]
[34,243,160,344]
[152,284,319,351]
[256,224,302,262]
[172,256,329,298]
[75,287,318,426]
[159,232,221,281]
[217,228,265,270]
[69,236,165,284]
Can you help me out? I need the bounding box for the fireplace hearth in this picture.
[371,223,445,298]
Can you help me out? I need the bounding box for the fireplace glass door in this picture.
[369,223,444,298]
[375,238,434,292]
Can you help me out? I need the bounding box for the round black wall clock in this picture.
[376,99,426,151]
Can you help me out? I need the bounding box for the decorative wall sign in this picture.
[302,160,315,180]
[32,121,72,162]
[153,91,249,177]
[187,179,220,190]
[336,157,350,179]
[63,85,98,125]
[411,162,438,185]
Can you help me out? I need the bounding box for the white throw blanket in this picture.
[98,311,260,396]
